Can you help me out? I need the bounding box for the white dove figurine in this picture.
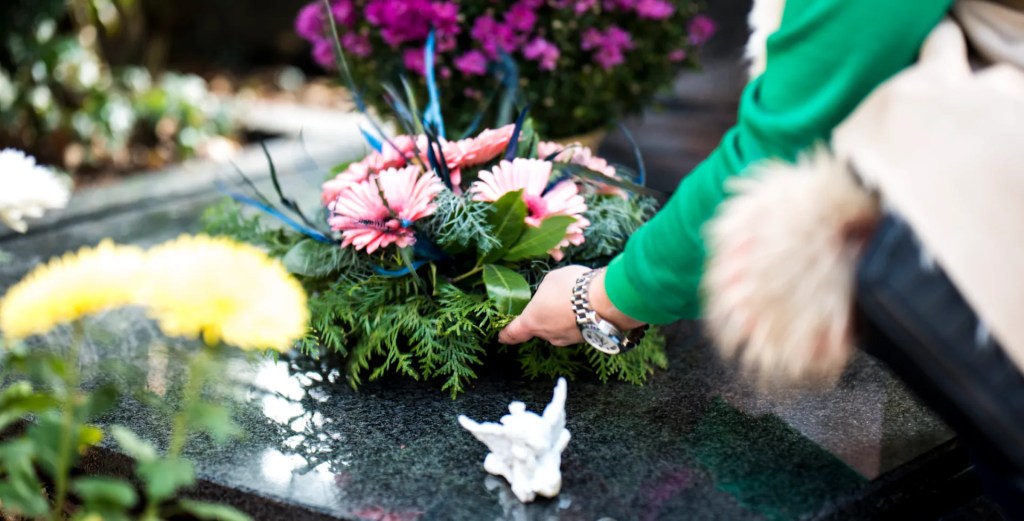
[458,378,571,503]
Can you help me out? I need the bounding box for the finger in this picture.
[498,316,534,345]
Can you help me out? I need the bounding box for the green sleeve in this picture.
[604,0,955,324]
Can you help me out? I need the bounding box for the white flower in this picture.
[0,149,71,233]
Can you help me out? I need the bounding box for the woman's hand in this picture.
[498,265,646,346]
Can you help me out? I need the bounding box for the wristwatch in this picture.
[571,268,648,355]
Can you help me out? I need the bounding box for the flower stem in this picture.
[168,349,209,459]
[451,265,483,283]
[52,321,83,521]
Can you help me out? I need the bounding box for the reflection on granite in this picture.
[0,157,953,520]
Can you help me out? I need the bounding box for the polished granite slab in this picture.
[0,143,955,520]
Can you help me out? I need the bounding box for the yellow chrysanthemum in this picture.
[0,239,145,339]
[142,234,308,351]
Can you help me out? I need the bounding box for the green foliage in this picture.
[420,190,500,254]
[504,215,576,261]
[179,499,253,521]
[482,264,531,315]
[0,1,235,173]
[0,331,251,520]
[568,193,659,262]
[200,198,297,258]
[480,190,527,262]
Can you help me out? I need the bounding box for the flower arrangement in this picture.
[294,0,715,139]
[207,44,669,397]
[0,235,305,520]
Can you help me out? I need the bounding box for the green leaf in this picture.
[179,499,253,521]
[186,403,241,444]
[481,190,527,262]
[283,239,348,278]
[80,383,119,420]
[138,457,195,502]
[0,381,58,432]
[482,265,531,315]
[503,216,576,261]
[72,477,138,509]
[0,439,48,517]
[78,425,104,452]
[0,482,48,518]
[111,425,157,463]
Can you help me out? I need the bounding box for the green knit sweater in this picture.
[604,0,955,324]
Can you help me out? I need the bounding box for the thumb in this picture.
[498,316,534,345]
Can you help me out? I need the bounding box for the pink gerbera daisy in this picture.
[443,124,516,168]
[328,165,444,253]
[537,140,625,197]
[469,158,590,260]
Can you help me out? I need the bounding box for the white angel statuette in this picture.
[458,378,571,503]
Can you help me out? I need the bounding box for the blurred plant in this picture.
[0,235,307,520]
[294,0,716,139]
[0,0,236,176]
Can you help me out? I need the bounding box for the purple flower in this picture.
[330,0,356,26]
[635,0,674,20]
[574,0,598,15]
[604,26,634,50]
[437,33,458,53]
[668,48,688,62]
[312,39,336,68]
[522,37,560,71]
[687,15,718,46]
[454,50,489,76]
[506,2,538,32]
[366,0,435,48]
[342,33,372,57]
[295,3,324,41]
[581,28,603,51]
[582,26,635,69]
[471,15,524,58]
[593,45,625,69]
[403,47,427,75]
[432,2,460,36]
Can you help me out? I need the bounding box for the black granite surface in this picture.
[0,142,958,520]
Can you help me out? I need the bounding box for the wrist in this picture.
[590,268,646,332]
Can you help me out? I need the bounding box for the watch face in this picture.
[582,326,620,355]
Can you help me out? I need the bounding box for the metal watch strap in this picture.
[571,268,647,355]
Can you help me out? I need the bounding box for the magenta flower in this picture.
[328,166,444,253]
[506,2,538,32]
[342,33,372,57]
[295,3,324,41]
[574,0,599,14]
[470,158,590,260]
[581,28,604,51]
[604,26,634,49]
[454,50,489,76]
[312,39,335,68]
[471,16,524,58]
[635,0,674,20]
[594,46,625,69]
[330,0,356,26]
[403,47,427,76]
[366,0,435,47]
[687,15,718,46]
[432,2,461,36]
[668,48,688,62]
[522,37,560,71]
